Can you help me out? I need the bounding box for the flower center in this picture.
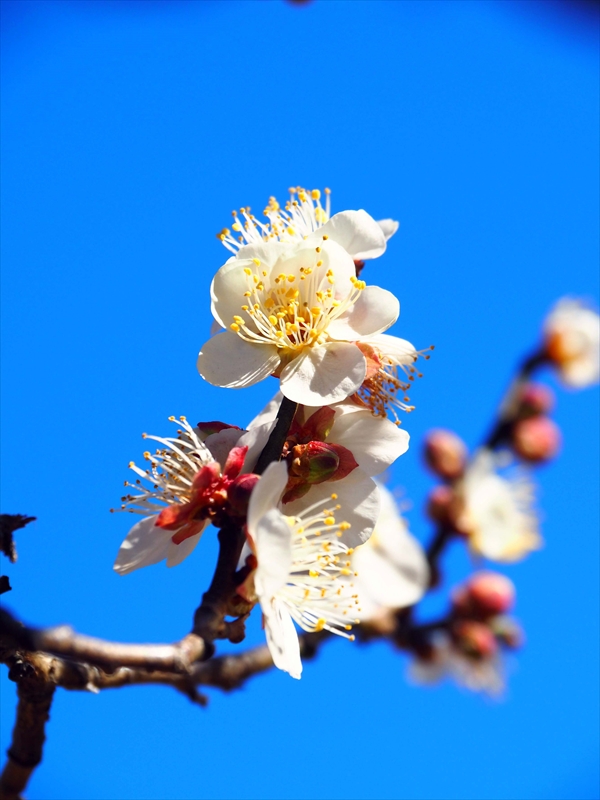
[228,251,365,353]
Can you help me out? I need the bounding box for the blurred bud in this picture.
[465,571,516,617]
[426,485,460,528]
[424,429,467,481]
[490,616,525,650]
[451,620,498,660]
[227,473,260,518]
[512,416,561,463]
[515,383,555,418]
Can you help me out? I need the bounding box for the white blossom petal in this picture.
[285,468,380,548]
[235,241,290,267]
[365,332,418,363]
[280,342,366,406]
[247,461,288,534]
[327,286,399,340]
[113,516,206,575]
[314,210,387,261]
[331,406,409,476]
[197,333,280,388]
[204,427,245,468]
[262,598,302,680]
[377,218,399,241]
[210,258,257,330]
[166,529,205,567]
[254,509,294,600]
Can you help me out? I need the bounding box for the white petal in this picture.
[315,210,387,261]
[254,508,294,599]
[273,238,356,300]
[280,342,366,406]
[247,461,288,535]
[237,420,275,473]
[377,218,399,241]
[366,332,418,364]
[331,407,409,476]
[210,258,255,330]
[204,427,245,468]
[166,527,206,567]
[262,598,302,679]
[328,286,400,340]
[235,241,289,267]
[246,391,283,430]
[285,469,380,548]
[353,540,427,611]
[197,332,280,388]
[113,516,175,575]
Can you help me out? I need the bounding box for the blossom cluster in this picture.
[112,186,599,690]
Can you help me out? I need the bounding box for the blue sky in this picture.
[1,1,598,798]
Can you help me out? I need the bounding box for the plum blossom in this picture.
[197,232,401,406]
[457,451,541,563]
[242,394,409,503]
[217,186,397,263]
[409,632,506,697]
[543,298,599,388]
[244,461,362,679]
[113,417,253,575]
[349,482,429,623]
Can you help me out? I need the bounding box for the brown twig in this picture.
[253,395,298,475]
[0,654,55,800]
[0,608,204,673]
[0,515,36,565]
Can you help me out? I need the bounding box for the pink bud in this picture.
[516,383,555,418]
[512,416,561,463]
[423,429,467,481]
[451,620,498,660]
[426,485,460,528]
[227,473,260,518]
[466,572,516,617]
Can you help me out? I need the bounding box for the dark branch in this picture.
[0,515,36,564]
[0,608,204,673]
[253,395,298,475]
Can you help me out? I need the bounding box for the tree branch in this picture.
[253,395,298,475]
[0,608,204,673]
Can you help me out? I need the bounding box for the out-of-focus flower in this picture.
[243,395,409,501]
[514,383,555,418]
[511,415,561,463]
[543,298,599,388]
[349,482,429,623]
[217,186,396,263]
[244,462,361,679]
[456,451,541,563]
[409,632,505,697]
[113,417,255,575]
[198,234,402,405]
[423,429,468,481]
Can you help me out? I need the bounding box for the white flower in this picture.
[246,462,362,679]
[217,186,397,262]
[197,233,401,405]
[409,635,505,697]
[113,417,247,575]
[350,333,434,423]
[458,451,541,563]
[242,393,409,485]
[543,298,599,388]
[350,482,429,621]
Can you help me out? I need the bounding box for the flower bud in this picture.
[491,616,525,650]
[515,383,554,418]
[451,620,498,660]
[426,485,460,528]
[465,572,516,617]
[512,416,561,463]
[423,429,467,481]
[227,473,260,518]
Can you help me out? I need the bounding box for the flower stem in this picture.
[253,395,298,475]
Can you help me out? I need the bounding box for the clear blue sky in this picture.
[1,1,598,798]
